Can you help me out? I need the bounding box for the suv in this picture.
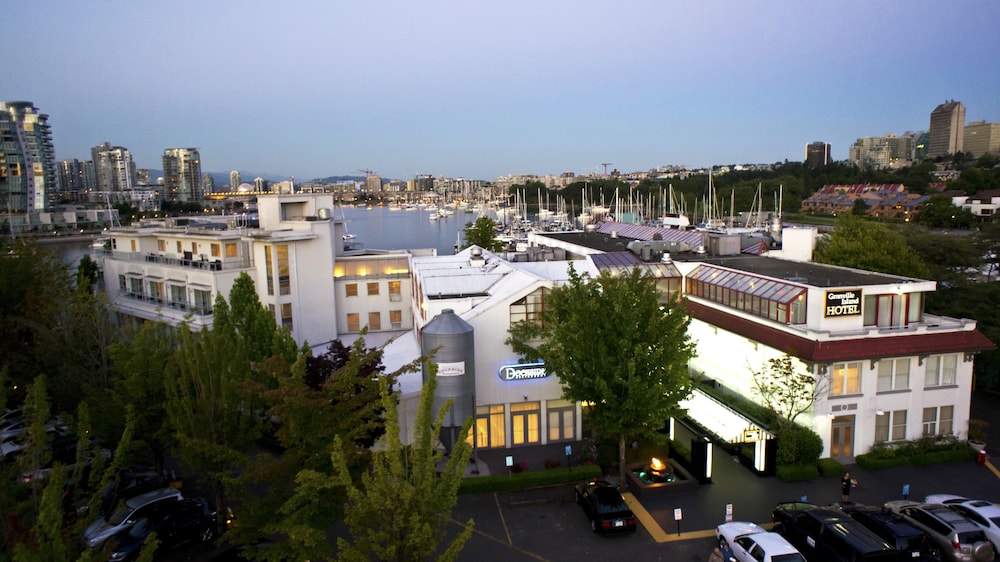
[772,502,898,562]
[83,487,184,550]
[838,504,936,562]
[886,502,994,562]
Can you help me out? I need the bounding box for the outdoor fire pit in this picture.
[625,456,697,498]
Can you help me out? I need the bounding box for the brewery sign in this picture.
[498,362,551,382]
[825,289,862,317]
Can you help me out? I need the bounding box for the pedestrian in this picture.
[841,471,855,503]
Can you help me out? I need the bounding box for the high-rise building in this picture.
[0,101,59,212]
[254,177,267,192]
[91,142,137,193]
[58,159,87,199]
[162,148,202,203]
[805,142,831,169]
[928,100,965,158]
[203,173,215,193]
[230,169,240,190]
[964,121,1000,158]
[847,135,913,169]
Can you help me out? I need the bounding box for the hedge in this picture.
[776,463,819,482]
[458,464,603,495]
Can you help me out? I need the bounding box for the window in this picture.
[471,405,505,449]
[877,359,910,392]
[346,313,360,332]
[118,274,126,291]
[368,312,381,331]
[830,362,861,396]
[510,287,549,326]
[276,245,290,295]
[157,239,166,252]
[281,303,293,330]
[923,406,954,436]
[148,281,164,304]
[389,281,402,301]
[925,354,958,387]
[510,401,541,445]
[547,399,576,441]
[390,309,402,329]
[169,285,186,310]
[211,243,220,257]
[345,283,358,297]
[265,246,274,295]
[176,241,182,253]
[875,410,907,443]
[191,242,198,255]
[128,277,143,297]
[225,243,237,257]
[367,282,379,296]
[864,293,924,327]
[192,289,212,315]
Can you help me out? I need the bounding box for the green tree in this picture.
[462,216,503,252]
[814,215,930,278]
[330,365,474,562]
[507,266,696,485]
[750,356,823,427]
[917,195,973,229]
[851,198,868,216]
[216,272,297,364]
[904,228,983,287]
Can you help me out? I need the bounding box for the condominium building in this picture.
[230,169,241,191]
[161,148,203,203]
[0,101,59,212]
[805,142,831,169]
[928,100,965,158]
[964,121,1000,158]
[847,135,913,169]
[91,142,137,194]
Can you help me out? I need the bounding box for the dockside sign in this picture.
[498,362,551,381]
[825,289,862,317]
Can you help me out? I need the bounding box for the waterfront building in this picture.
[58,159,88,200]
[928,100,965,158]
[964,121,1000,158]
[0,101,59,212]
[91,142,137,195]
[805,142,831,169]
[161,148,203,203]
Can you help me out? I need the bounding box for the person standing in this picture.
[841,471,854,502]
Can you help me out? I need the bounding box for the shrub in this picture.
[458,464,603,495]
[510,461,527,474]
[817,457,845,477]
[776,424,823,466]
[777,463,819,482]
[856,436,977,469]
[543,459,561,469]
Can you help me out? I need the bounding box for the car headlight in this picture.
[109,551,127,562]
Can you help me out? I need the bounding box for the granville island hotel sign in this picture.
[824,289,862,317]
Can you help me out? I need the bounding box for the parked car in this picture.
[573,478,637,534]
[884,501,994,562]
[925,494,1000,551]
[106,498,217,562]
[83,487,184,550]
[716,521,806,562]
[772,501,898,562]
[837,503,936,562]
[93,466,180,518]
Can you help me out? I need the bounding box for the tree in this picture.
[506,265,696,485]
[750,356,823,427]
[216,272,297,364]
[814,215,930,278]
[851,198,867,216]
[330,364,474,562]
[904,228,983,287]
[917,195,973,229]
[462,216,503,252]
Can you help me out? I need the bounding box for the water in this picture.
[52,205,479,266]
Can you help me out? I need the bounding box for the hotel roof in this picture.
[699,255,921,288]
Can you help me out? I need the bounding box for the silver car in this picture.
[83,487,183,550]
[885,501,994,562]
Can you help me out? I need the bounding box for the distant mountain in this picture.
[141,170,364,188]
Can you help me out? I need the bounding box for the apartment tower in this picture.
[0,101,59,212]
[162,148,203,203]
[928,100,965,158]
[805,142,831,169]
[91,142,137,194]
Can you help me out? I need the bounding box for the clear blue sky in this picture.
[6,1,999,181]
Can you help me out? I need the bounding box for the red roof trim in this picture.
[684,300,995,362]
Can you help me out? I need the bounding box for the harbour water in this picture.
[53,204,480,266]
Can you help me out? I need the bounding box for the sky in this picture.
[6,1,1000,181]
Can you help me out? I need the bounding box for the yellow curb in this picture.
[623,492,776,543]
[986,458,1000,479]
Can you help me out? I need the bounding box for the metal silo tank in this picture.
[421,308,475,453]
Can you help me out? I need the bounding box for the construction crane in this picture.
[601,163,613,175]
[357,168,375,177]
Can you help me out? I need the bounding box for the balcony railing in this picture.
[121,292,213,316]
[107,251,251,271]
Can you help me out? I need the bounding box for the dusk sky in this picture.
[7,1,1000,181]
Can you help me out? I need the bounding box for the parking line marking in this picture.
[623,492,776,543]
[452,518,550,561]
[494,492,513,545]
[987,458,1000,479]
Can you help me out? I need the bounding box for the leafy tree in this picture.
[904,228,983,287]
[216,272,297,364]
[18,375,54,517]
[974,222,1000,283]
[852,198,867,216]
[75,254,100,291]
[330,365,474,562]
[462,216,503,252]
[750,356,824,428]
[814,215,930,278]
[507,265,696,485]
[917,195,974,229]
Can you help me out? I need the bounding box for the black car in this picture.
[106,497,217,561]
[772,501,898,562]
[838,504,936,562]
[574,478,637,535]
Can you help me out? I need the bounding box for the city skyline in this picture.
[6,1,1000,181]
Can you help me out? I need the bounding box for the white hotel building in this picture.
[98,192,993,467]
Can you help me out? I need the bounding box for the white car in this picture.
[716,521,807,562]
[926,494,1000,550]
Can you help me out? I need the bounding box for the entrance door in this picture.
[830,415,855,462]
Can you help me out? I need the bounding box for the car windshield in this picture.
[989,517,1000,528]
[957,530,986,545]
[105,505,131,525]
[128,517,154,538]
[773,554,807,562]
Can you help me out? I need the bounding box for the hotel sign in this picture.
[825,289,862,317]
[498,362,551,382]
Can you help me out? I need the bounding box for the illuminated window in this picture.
[390,309,402,329]
[877,359,910,392]
[831,362,861,396]
[510,401,541,445]
[276,245,289,295]
[510,287,549,326]
[191,242,198,255]
[367,282,379,296]
[281,303,293,330]
[225,243,237,257]
[925,355,958,387]
[389,281,402,301]
[470,405,505,449]
[346,283,358,297]
[157,239,166,252]
[131,239,137,252]
[368,312,381,331]
[265,246,274,295]
[176,241,182,253]
[211,243,220,257]
[346,313,360,332]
